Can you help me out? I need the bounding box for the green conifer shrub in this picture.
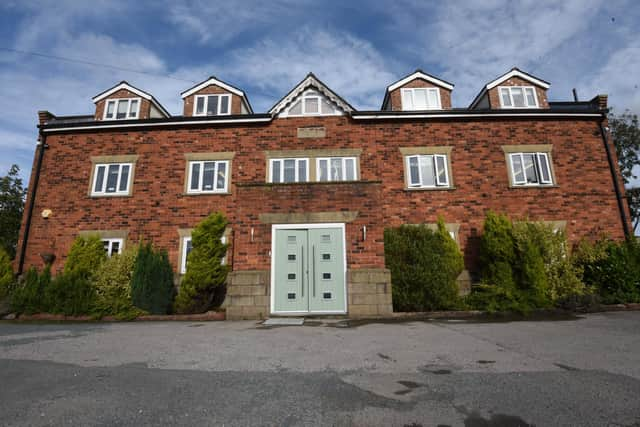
[175,212,230,314]
[131,243,174,314]
[11,266,51,314]
[384,219,463,312]
[64,235,106,279]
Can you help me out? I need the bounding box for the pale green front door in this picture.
[273,227,346,314]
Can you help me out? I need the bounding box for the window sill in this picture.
[183,191,232,196]
[89,193,132,198]
[508,184,558,189]
[404,186,456,191]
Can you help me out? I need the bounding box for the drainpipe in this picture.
[17,130,48,275]
[598,119,631,239]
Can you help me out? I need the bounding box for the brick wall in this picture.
[17,115,629,277]
[388,78,452,110]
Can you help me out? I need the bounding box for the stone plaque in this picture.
[297,126,326,138]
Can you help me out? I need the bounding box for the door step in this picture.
[262,317,305,326]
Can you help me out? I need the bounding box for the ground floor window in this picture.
[102,238,123,257]
[180,234,227,275]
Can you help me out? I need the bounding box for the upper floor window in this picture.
[509,152,553,186]
[270,158,309,183]
[92,163,133,196]
[187,160,229,193]
[401,88,441,110]
[317,157,357,182]
[406,154,450,188]
[104,98,140,120]
[499,86,538,108]
[194,94,231,116]
[286,90,337,116]
[102,238,123,257]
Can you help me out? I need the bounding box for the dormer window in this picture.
[104,98,140,120]
[499,86,538,108]
[401,88,441,110]
[194,94,231,116]
[286,90,337,116]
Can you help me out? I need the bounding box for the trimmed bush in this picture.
[11,266,51,314]
[479,211,517,290]
[131,242,174,314]
[64,235,106,279]
[575,238,640,304]
[175,212,230,314]
[0,247,14,300]
[45,272,96,316]
[384,219,464,312]
[93,245,144,319]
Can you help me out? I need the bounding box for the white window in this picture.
[509,152,553,186]
[104,98,140,120]
[270,158,309,183]
[193,94,231,116]
[317,157,357,182]
[401,88,441,110]
[286,90,337,116]
[180,234,227,274]
[187,160,229,193]
[499,86,538,108]
[92,163,133,196]
[102,238,123,257]
[406,154,450,188]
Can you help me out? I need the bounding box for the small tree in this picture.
[175,212,230,314]
[93,244,143,319]
[0,247,14,300]
[64,235,106,279]
[131,243,174,314]
[609,112,640,232]
[0,164,26,258]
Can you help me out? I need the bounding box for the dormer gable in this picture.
[469,68,550,110]
[92,81,170,121]
[181,76,253,116]
[382,70,454,111]
[269,73,354,118]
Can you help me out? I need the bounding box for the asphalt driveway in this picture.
[0,312,639,426]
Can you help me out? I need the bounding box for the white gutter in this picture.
[352,113,603,120]
[42,117,273,133]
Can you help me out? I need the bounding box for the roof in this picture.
[381,69,454,109]
[469,68,551,109]
[268,73,355,115]
[91,81,171,118]
[180,76,253,114]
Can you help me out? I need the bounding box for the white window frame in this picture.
[286,90,337,117]
[102,238,123,257]
[405,154,450,188]
[187,160,230,193]
[269,158,310,183]
[180,234,227,275]
[401,87,442,110]
[498,86,539,108]
[103,98,141,120]
[316,157,358,182]
[91,163,133,196]
[509,152,553,186]
[193,94,231,116]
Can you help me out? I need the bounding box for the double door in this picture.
[272,226,346,314]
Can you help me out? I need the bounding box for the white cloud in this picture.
[582,46,640,114]
[199,27,397,110]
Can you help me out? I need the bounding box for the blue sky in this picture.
[1,0,639,185]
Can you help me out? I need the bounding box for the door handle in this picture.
[301,245,304,298]
[312,244,316,298]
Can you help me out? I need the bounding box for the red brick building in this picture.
[16,68,631,319]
